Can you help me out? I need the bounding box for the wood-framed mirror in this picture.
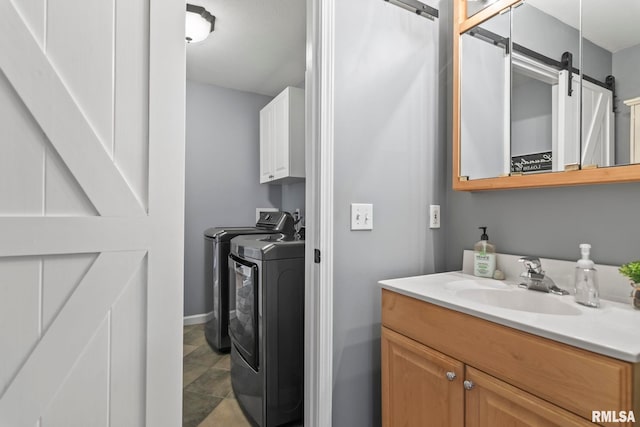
[453,0,640,191]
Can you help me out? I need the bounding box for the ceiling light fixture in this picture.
[185,4,215,43]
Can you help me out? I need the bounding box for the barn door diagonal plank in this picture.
[0,0,143,217]
[0,250,146,427]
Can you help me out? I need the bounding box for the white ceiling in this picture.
[186,0,306,97]
[527,0,640,53]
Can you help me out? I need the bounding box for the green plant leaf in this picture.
[619,261,640,284]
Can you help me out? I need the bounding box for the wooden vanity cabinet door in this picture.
[382,327,464,427]
[382,290,635,419]
[465,367,594,427]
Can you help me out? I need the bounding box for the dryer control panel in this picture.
[256,211,295,236]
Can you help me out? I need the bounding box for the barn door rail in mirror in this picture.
[384,0,439,20]
[453,0,640,191]
[467,26,614,100]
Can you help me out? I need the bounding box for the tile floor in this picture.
[183,323,252,427]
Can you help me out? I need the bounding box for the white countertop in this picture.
[380,271,640,363]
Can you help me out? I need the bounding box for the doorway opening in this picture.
[181,1,307,426]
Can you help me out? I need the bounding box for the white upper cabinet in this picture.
[260,86,305,184]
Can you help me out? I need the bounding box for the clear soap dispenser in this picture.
[574,243,599,308]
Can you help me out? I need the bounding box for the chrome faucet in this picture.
[518,256,569,295]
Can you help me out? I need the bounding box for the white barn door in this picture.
[0,1,184,426]
[552,71,581,171]
[582,80,614,167]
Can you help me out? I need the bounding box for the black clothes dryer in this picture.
[228,233,305,427]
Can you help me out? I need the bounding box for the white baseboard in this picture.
[183,311,213,326]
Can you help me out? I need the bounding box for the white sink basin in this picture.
[380,271,640,361]
[456,288,582,316]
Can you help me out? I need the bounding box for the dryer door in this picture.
[228,254,259,371]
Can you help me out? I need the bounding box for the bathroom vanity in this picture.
[380,272,640,427]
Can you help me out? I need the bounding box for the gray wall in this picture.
[281,181,306,224]
[332,0,445,425]
[445,183,640,270]
[184,80,282,316]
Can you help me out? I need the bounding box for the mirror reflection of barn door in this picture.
[552,74,613,171]
[625,97,640,163]
[553,70,581,171]
[0,1,184,426]
[582,80,614,167]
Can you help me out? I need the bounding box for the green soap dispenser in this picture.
[474,226,496,278]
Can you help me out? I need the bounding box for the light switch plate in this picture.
[351,203,373,230]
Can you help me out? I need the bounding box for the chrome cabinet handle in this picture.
[463,380,474,390]
[445,372,456,381]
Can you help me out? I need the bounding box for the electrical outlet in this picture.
[351,203,373,230]
[429,204,440,229]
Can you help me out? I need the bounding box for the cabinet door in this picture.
[465,367,593,427]
[259,105,274,183]
[382,327,464,427]
[272,91,290,180]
